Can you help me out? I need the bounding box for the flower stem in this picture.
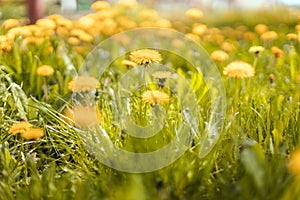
[43,77,48,101]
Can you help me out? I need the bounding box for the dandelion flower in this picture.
[8,121,33,135]
[142,90,170,106]
[68,76,100,92]
[185,33,200,42]
[260,31,278,41]
[210,50,229,62]
[185,8,203,19]
[36,65,54,76]
[271,46,284,58]
[139,9,159,20]
[192,24,207,36]
[286,33,299,41]
[248,46,265,55]
[118,0,138,9]
[68,37,81,45]
[121,59,137,68]
[223,61,255,78]
[221,41,237,52]
[91,1,110,11]
[73,106,102,128]
[288,148,300,176]
[2,19,20,30]
[20,127,44,140]
[129,49,162,65]
[152,71,173,88]
[254,24,268,34]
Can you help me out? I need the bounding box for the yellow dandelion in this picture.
[8,121,33,135]
[121,59,137,68]
[223,61,255,78]
[118,0,138,9]
[68,37,81,45]
[91,1,111,11]
[286,33,299,41]
[210,50,229,62]
[36,18,56,30]
[139,9,159,20]
[185,8,203,19]
[73,106,102,128]
[20,127,44,140]
[248,46,265,56]
[152,71,172,80]
[68,76,100,92]
[296,24,300,33]
[243,32,257,40]
[221,41,237,52]
[288,148,300,176]
[254,24,268,34]
[271,46,284,58]
[36,65,54,77]
[155,19,172,28]
[142,90,170,106]
[2,19,20,30]
[260,31,278,41]
[129,49,162,65]
[192,24,207,36]
[185,33,200,42]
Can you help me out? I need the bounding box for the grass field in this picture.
[0,1,300,199]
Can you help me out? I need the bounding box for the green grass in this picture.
[0,3,300,200]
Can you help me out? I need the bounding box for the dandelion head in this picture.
[260,31,278,41]
[185,8,203,19]
[121,59,137,68]
[91,1,111,11]
[210,50,229,62]
[249,46,265,56]
[73,106,102,128]
[8,121,33,135]
[223,60,255,78]
[2,19,20,30]
[68,76,100,92]
[36,65,54,76]
[152,71,173,80]
[288,148,300,176]
[271,46,284,58]
[129,49,162,65]
[142,90,170,106]
[286,33,299,41]
[20,127,45,140]
[118,0,138,9]
[254,24,268,34]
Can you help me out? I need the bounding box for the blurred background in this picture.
[0,0,299,22]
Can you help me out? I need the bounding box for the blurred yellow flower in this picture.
[118,0,138,9]
[286,33,299,41]
[185,8,203,19]
[152,71,172,80]
[91,1,111,11]
[221,41,237,52]
[223,61,255,78]
[271,46,284,58]
[288,148,300,176]
[21,127,45,140]
[68,76,100,92]
[185,33,200,42]
[37,65,54,76]
[142,90,170,106]
[36,18,56,30]
[2,19,20,30]
[68,37,81,45]
[130,49,162,65]
[192,24,207,36]
[73,106,102,128]
[210,50,229,62]
[254,24,268,34]
[261,31,278,41]
[155,19,172,28]
[8,121,33,135]
[248,46,265,55]
[121,59,137,68]
[139,9,159,20]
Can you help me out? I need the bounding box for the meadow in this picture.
[0,1,300,199]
